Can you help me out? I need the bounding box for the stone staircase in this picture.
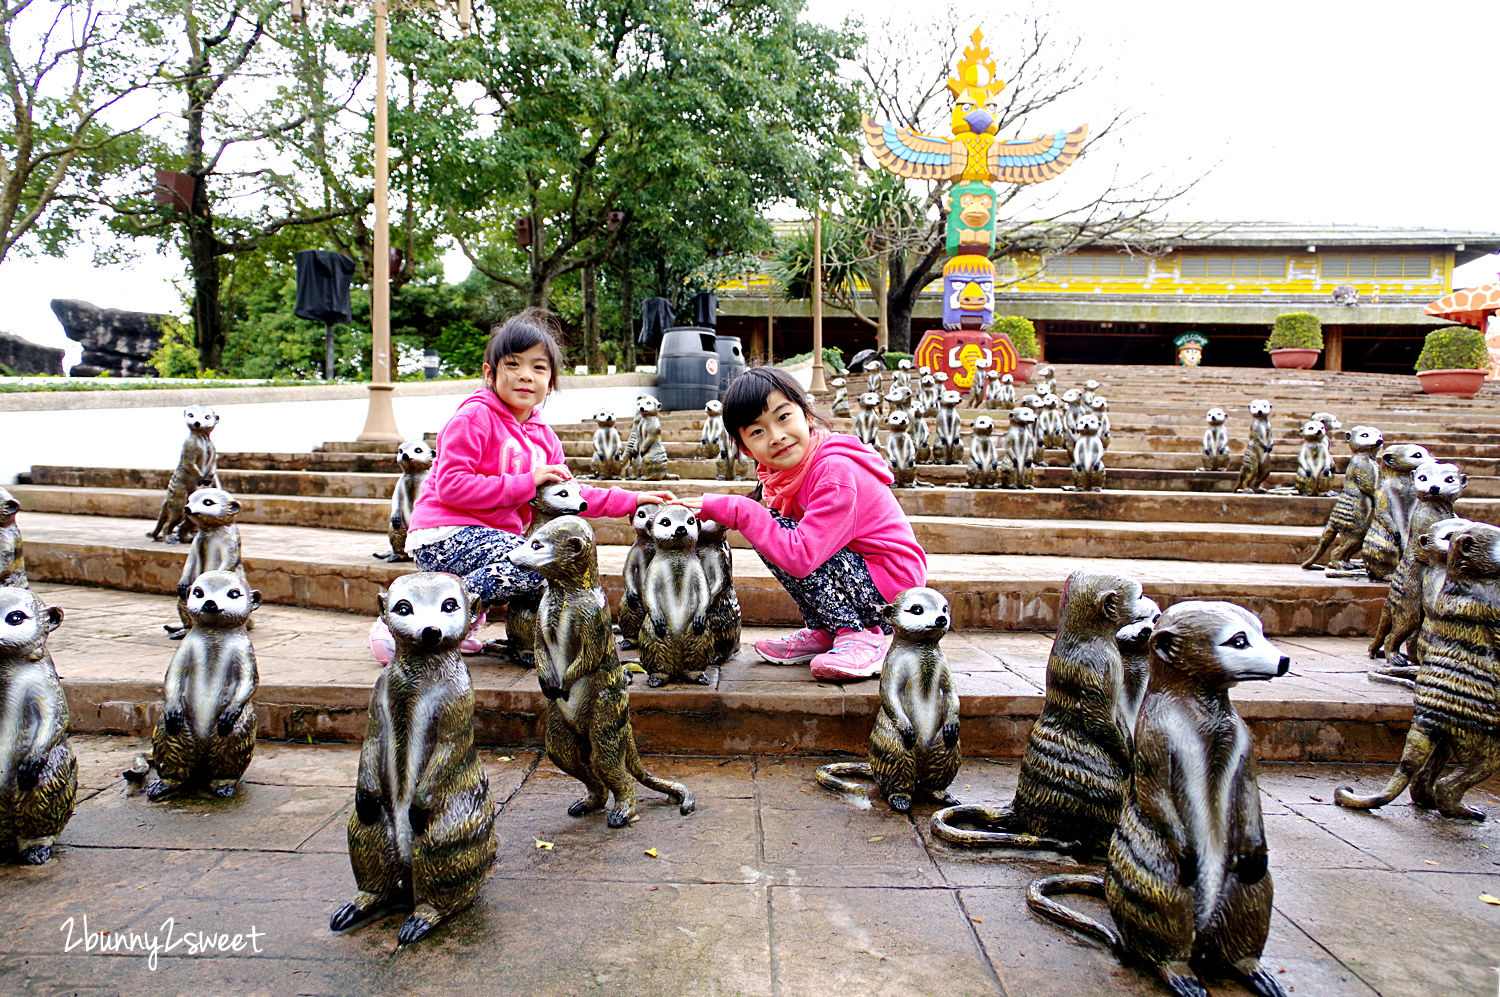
[13,362,1496,761]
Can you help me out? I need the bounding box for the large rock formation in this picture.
[50,298,166,377]
[0,331,65,376]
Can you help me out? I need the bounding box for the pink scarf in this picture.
[757,428,830,514]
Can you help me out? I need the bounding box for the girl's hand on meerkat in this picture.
[635,490,677,505]
[532,464,572,486]
[669,495,704,512]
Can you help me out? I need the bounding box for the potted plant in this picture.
[1265,313,1322,369]
[1415,326,1491,397]
[992,315,1039,382]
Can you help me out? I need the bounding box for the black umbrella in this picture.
[847,348,882,372]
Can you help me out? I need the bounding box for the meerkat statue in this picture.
[375,440,436,562]
[148,405,223,543]
[696,518,741,665]
[966,415,1001,489]
[0,487,26,589]
[1060,388,1087,444]
[145,570,260,801]
[1302,426,1385,570]
[1233,399,1275,493]
[631,395,677,482]
[1020,394,1046,462]
[934,389,963,464]
[616,503,658,650]
[1311,411,1342,440]
[638,505,713,686]
[912,373,936,417]
[829,377,850,417]
[1362,443,1434,580]
[590,409,624,480]
[505,480,590,667]
[1066,412,1106,493]
[932,571,1160,855]
[990,370,1014,410]
[1200,408,1231,471]
[698,400,724,459]
[1081,378,1101,406]
[1294,420,1333,496]
[166,487,248,640]
[332,573,496,945]
[1035,364,1056,397]
[1368,517,1472,686]
[1368,463,1466,664]
[621,396,649,479]
[1038,394,1067,454]
[1029,601,1292,997]
[966,357,992,407]
[1089,395,1111,447]
[863,358,885,397]
[716,412,748,482]
[999,407,1038,490]
[884,410,919,488]
[910,398,934,464]
[1337,521,1500,821]
[507,518,695,826]
[816,588,960,811]
[921,372,942,416]
[0,589,74,864]
[853,391,883,447]
[892,358,914,394]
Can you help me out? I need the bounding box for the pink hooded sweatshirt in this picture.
[700,434,927,601]
[408,389,639,533]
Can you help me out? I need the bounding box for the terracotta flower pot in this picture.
[1011,357,1038,383]
[1269,348,1321,369]
[1417,368,1489,398]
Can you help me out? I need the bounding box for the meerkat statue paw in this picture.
[929,790,961,806]
[941,720,960,748]
[888,794,912,813]
[15,753,44,791]
[354,792,381,825]
[214,707,239,737]
[605,807,638,829]
[567,796,605,818]
[396,910,439,946]
[1234,851,1268,883]
[163,710,186,735]
[1159,964,1210,997]
[211,781,238,799]
[407,804,430,835]
[165,626,187,641]
[18,843,53,865]
[898,725,916,749]
[647,674,667,688]
[690,671,710,685]
[1234,960,1289,997]
[1438,802,1486,822]
[145,779,177,802]
[652,620,668,638]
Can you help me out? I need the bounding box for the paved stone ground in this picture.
[1,736,1497,997]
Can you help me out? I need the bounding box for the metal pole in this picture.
[876,251,889,353]
[810,211,826,392]
[357,0,401,441]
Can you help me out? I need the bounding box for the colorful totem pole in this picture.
[862,28,1086,390]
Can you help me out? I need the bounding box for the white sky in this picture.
[5,0,1498,364]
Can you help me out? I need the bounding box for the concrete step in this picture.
[41,581,1412,762]
[21,511,1388,636]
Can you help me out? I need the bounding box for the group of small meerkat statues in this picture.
[1205,400,1348,496]
[589,395,682,482]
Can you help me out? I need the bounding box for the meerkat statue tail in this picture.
[1334,737,1425,811]
[1025,874,1126,954]
[814,761,875,796]
[930,803,1083,853]
[121,753,153,791]
[624,738,695,815]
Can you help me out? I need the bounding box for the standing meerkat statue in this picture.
[853,391,883,447]
[698,400,724,459]
[932,571,1160,854]
[1200,408,1231,471]
[990,370,1014,410]
[966,357,992,407]
[1337,521,1500,821]
[999,407,1038,490]
[1367,517,1471,685]
[1065,412,1106,492]
[1081,378,1101,406]
[1233,399,1275,493]
[1361,443,1434,580]
[590,409,624,480]
[639,505,712,686]
[817,588,960,810]
[1036,364,1057,396]
[1089,395,1111,447]
[0,487,26,589]
[1020,394,1045,461]
[616,503,658,650]
[507,517,695,826]
[864,358,885,397]
[621,396,649,479]
[716,412,749,482]
[375,440,436,562]
[0,588,74,864]
[966,415,1001,489]
[166,487,248,640]
[148,405,222,543]
[505,480,590,667]
[934,389,964,464]
[883,410,918,488]
[1293,420,1333,496]
[1302,425,1384,570]
[892,358,913,394]
[1311,411,1341,441]
[144,570,260,801]
[696,518,741,666]
[1037,394,1067,454]
[829,377,850,417]
[1060,387,1087,445]
[331,572,497,945]
[1028,601,1292,997]
[630,395,677,482]
[910,392,934,463]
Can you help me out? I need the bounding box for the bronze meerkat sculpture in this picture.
[853,391,884,446]
[965,415,1000,489]
[616,502,659,650]
[998,406,1037,490]
[591,409,625,480]
[1293,420,1333,496]
[1337,521,1500,820]
[716,407,749,482]
[934,389,964,464]
[829,377,850,417]
[1368,462,1467,667]
[1367,517,1472,689]
[1301,425,1384,570]
[696,518,741,666]
[1028,600,1292,997]
[884,410,919,489]
[698,399,725,459]
[1232,399,1274,493]
[1035,363,1056,396]
[0,588,75,864]
[507,517,695,826]
[0,486,26,588]
[142,570,260,801]
[148,405,222,543]
[990,371,1014,410]
[1361,442,1434,581]
[631,396,677,481]
[331,572,497,945]
[932,571,1159,855]
[504,480,589,667]
[374,440,436,562]
[1064,412,1106,492]
[1199,408,1231,471]
[166,487,249,640]
[965,357,992,408]
[1089,395,1111,447]
[638,505,712,686]
[816,588,960,812]
[621,396,648,480]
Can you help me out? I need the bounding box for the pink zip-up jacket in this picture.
[408,389,639,533]
[699,434,927,601]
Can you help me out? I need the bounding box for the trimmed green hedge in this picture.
[1265,312,1323,351]
[992,315,1038,358]
[1415,326,1489,372]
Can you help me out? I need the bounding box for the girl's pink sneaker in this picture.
[754,627,834,664]
[810,629,890,681]
[369,619,395,665]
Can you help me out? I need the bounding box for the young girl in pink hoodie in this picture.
[393,309,673,652]
[676,367,927,681]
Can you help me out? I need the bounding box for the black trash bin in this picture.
[656,327,719,412]
[714,334,745,391]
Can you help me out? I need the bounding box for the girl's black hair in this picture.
[484,307,565,392]
[720,365,828,455]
